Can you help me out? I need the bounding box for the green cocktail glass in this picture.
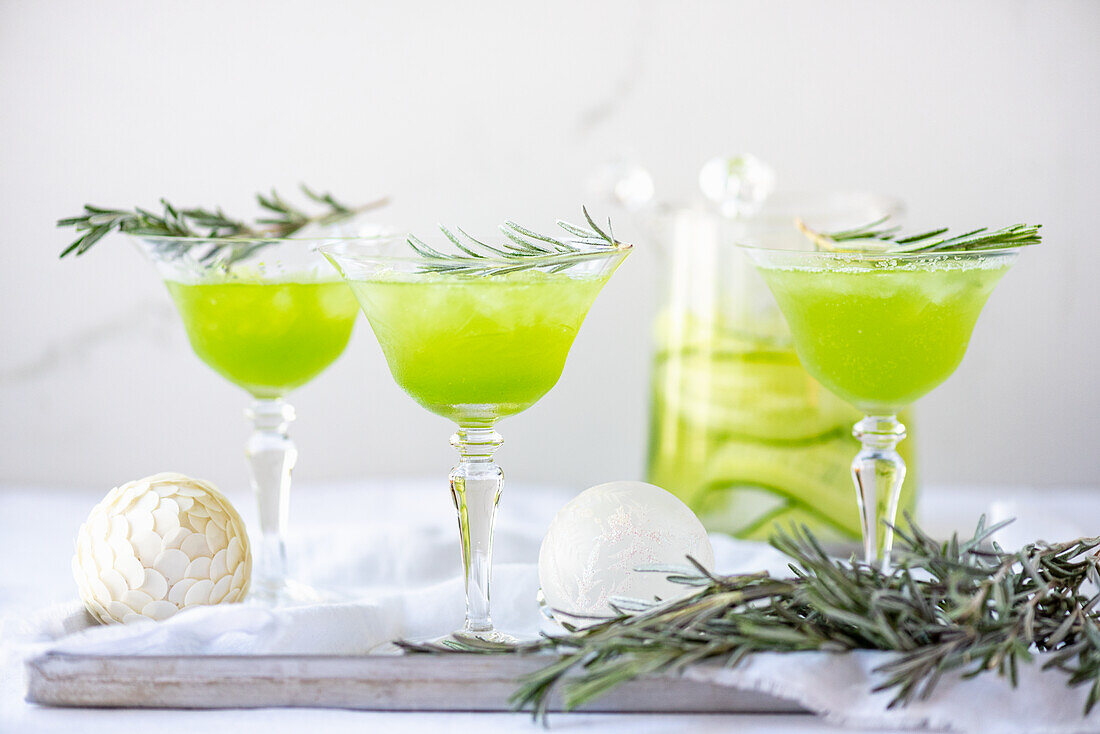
[741,245,1019,566]
[322,234,631,640]
[137,236,360,603]
[165,280,357,398]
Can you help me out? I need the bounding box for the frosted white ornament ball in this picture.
[538,481,714,621]
[73,473,252,625]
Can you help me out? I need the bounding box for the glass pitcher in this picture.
[644,190,918,546]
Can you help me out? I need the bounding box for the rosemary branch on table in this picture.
[401,516,1100,723]
[57,185,388,258]
[797,217,1042,254]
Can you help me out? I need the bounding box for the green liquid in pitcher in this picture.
[757,258,1011,414]
[348,270,609,423]
[166,280,359,399]
[646,311,917,542]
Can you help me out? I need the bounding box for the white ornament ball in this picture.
[73,473,252,625]
[538,481,715,622]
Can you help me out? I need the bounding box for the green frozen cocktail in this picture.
[167,280,358,399]
[643,198,922,546]
[155,260,360,603]
[741,220,1039,566]
[57,188,385,604]
[757,260,1010,414]
[347,271,607,423]
[647,311,917,542]
[322,213,631,642]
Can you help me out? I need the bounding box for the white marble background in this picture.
[1,0,1098,494]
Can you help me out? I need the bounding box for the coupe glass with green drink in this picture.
[59,190,384,603]
[646,187,916,546]
[139,237,361,602]
[741,220,1041,565]
[322,213,631,641]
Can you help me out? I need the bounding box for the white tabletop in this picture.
[3,480,1095,734]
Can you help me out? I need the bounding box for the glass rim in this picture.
[735,242,1026,261]
[318,238,635,268]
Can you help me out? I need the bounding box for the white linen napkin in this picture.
[15,483,1100,733]
[27,535,790,655]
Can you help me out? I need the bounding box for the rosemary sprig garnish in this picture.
[402,516,1100,723]
[404,207,626,275]
[797,217,1042,254]
[57,185,388,258]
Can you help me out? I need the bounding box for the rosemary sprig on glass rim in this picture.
[401,516,1100,723]
[57,185,389,258]
[797,216,1042,254]
[404,207,628,275]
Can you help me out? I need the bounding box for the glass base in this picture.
[453,627,520,646]
[397,628,530,654]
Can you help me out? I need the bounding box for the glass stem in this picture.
[245,398,298,599]
[851,415,907,569]
[450,425,504,636]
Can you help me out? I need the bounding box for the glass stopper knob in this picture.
[698,154,776,218]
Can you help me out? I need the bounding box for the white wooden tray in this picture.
[26,652,806,713]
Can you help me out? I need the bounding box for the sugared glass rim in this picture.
[736,242,1026,262]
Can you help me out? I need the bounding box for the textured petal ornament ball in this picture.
[538,481,715,622]
[72,473,252,624]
